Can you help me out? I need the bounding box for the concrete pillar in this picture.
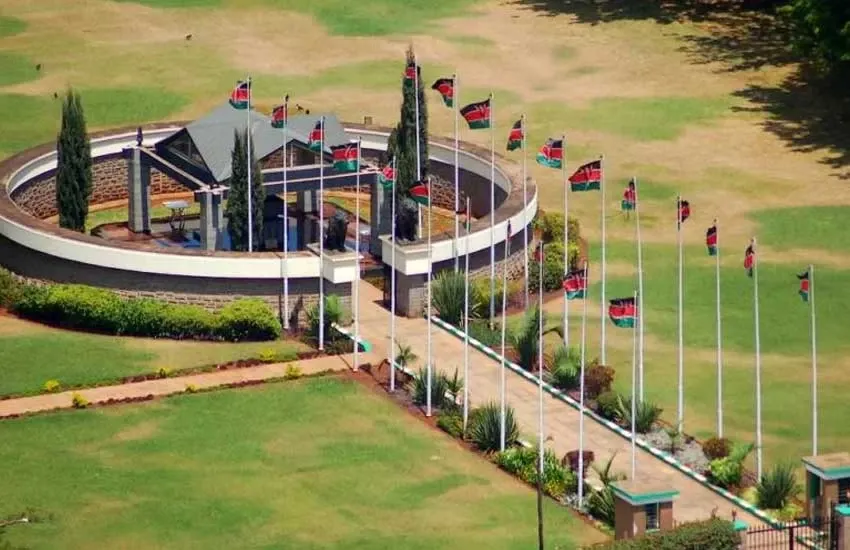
[732,518,747,550]
[370,181,392,257]
[199,190,222,251]
[126,147,150,233]
[297,190,318,213]
[838,505,850,550]
[395,271,426,318]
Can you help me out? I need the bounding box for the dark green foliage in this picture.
[470,402,519,452]
[587,486,616,527]
[702,436,732,460]
[432,270,474,325]
[548,345,580,391]
[494,446,578,499]
[389,46,428,196]
[529,241,580,293]
[306,294,344,342]
[436,412,464,439]
[0,268,22,308]
[533,211,581,244]
[614,394,662,433]
[509,306,542,371]
[10,282,280,341]
[781,0,850,77]
[55,89,92,232]
[595,390,621,421]
[588,519,741,550]
[225,130,265,251]
[467,319,502,348]
[708,442,754,489]
[756,461,801,510]
[410,367,450,409]
[584,362,615,399]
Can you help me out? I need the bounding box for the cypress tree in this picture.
[391,45,429,197]
[225,130,265,251]
[55,89,92,232]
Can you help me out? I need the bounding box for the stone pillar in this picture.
[803,452,850,522]
[126,147,151,233]
[395,271,426,318]
[837,505,850,550]
[199,190,223,251]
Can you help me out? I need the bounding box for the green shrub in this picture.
[549,345,580,391]
[42,379,61,393]
[155,366,171,379]
[0,267,23,308]
[432,270,477,325]
[588,518,740,549]
[410,368,450,409]
[284,364,302,380]
[595,390,621,420]
[469,402,519,452]
[615,394,662,433]
[217,299,281,341]
[587,486,616,526]
[756,461,801,510]
[467,320,502,348]
[436,413,464,439]
[158,303,217,339]
[708,443,754,489]
[306,295,343,342]
[71,392,89,409]
[21,284,124,332]
[495,446,577,499]
[184,384,198,393]
[702,436,732,460]
[257,348,279,362]
[584,362,615,399]
[533,212,581,244]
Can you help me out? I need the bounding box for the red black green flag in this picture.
[706,224,718,256]
[621,180,636,211]
[534,242,545,262]
[229,80,250,110]
[744,243,755,277]
[460,99,491,130]
[404,61,417,82]
[569,160,602,192]
[798,271,809,302]
[678,198,691,226]
[410,181,430,206]
[378,160,395,189]
[536,138,563,169]
[431,78,454,107]
[609,297,637,328]
[271,98,288,129]
[308,121,323,152]
[331,143,358,172]
[563,267,588,299]
[506,119,523,151]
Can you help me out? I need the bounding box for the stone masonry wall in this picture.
[11,154,187,219]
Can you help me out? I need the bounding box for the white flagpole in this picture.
[414,57,423,240]
[578,258,588,507]
[631,290,638,480]
[281,97,290,330]
[600,155,607,365]
[715,219,723,437]
[318,116,325,352]
[635,177,645,402]
[499,219,510,451]
[453,72,460,272]
[463,196,471,433]
[562,134,569,350]
[426,176,433,418]
[753,237,763,479]
[489,93,496,329]
[810,263,818,456]
[353,139,361,371]
[677,194,684,434]
[537,241,546,508]
[246,77,254,253]
[390,157,398,392]
[522,115,529,309]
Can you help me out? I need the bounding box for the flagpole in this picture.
[453,72,460,272]
[499,218,510,451]
[562,133,569,350]
[246,76,253,253]
[600,155,607,366]
[631,289,638,480]
[635,177,645,402]
[353,138,361,371]
[280,99,290,331]
[536,240,546,550]
[426,175,434,418]
[810,263,818,456]
[489,92,496,329]
[463,196,471,433]
[715,218,723,437]
[522,115,529,309]
[318,116,325,352]
[578,258,588,508]
[415,57,422,240]
[390,157,398,392]
[677,194,684,434]
[753,237,763,479]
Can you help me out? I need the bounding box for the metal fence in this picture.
[743,512,839,550]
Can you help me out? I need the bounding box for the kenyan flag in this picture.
[569,160,602,192]
[378,161,395,189]
[563,267,588,300]
[744,243,755,277]
[678,198,691,225]
[404,61,417,82]
[331,143,358,172]
[229,80,250,110]
[798,271,809,302]
[608,297,637,328]
[410,181,430,206]
[506,119,523,151]
[308,120,323,152]
[536,138,563,169]
[271,100,288,129]
[460,98,491,130]
[706,224,718,256]
[534,242,545,262]
[622,181,636,211]
[431,78,454,107]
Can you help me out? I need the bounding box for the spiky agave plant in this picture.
[548,344,581,391]
[615,394,663,433]
[756,461,801,510]
[470,402,519,452]
[411,368,449,409]
[431,270,478,326]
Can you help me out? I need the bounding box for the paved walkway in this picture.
[354,280,765,527]
[0,354,362,418]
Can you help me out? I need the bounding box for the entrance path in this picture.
[0,354,364,418]
[355,280,766,527]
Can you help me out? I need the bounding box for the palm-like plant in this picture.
[593,451,627,487]
[615,394,663,434]
[444,368,464,403]
[432,271,479,326]
[470,402,519,452]
[394,341,417,371]
[756,461,801,510]
[411,367,450,409]
[508,307,562,372]
[548,345,580,391]
[306,295,343,341]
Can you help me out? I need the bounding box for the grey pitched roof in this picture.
[181,102,349,183]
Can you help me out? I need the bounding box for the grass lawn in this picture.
[752,206,850,254]
[0,316,307,397]
[0,377,600,549]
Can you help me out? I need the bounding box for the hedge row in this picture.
[588,519,740,550]
[0,269,280,341]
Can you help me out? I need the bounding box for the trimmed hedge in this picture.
[10,279,280,341]
[0,268,23,308]
[587,519,740,550]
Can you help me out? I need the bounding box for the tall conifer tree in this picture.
[391,46,429,196]
[56,89,92,232]
[226,130,265,251]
